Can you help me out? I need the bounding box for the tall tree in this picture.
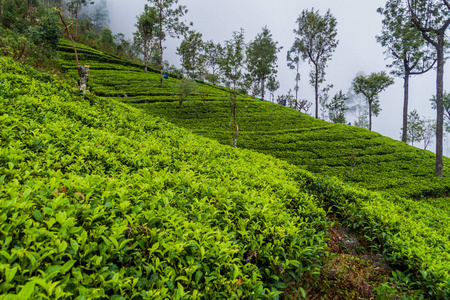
[246,26,281,100]
[220,28,246,148]
[204,40,223,86]
[177,30,205,79]
[287,40,302,104]
[134,4,157,73]
[352,71,394,131]
[406,0,450,177]
[377,0,436,143]
[294,8,338,118]
[147,0,190,88]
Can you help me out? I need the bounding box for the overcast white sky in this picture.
[106,0,450,153]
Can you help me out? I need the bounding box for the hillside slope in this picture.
[57,39,450,200]
[1,45,450,297]
[0,56,330,298]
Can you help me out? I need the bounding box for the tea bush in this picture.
[0,56,330,299]
[52,40,450,297]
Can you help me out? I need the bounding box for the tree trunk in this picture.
[74,0,79,38]
[435,39,445,177]
[261,77,265,100]
[159,37,164,88]
[295,63,300,102]
[158,7,164,88]
[233,83,238,148]
[27,0,32,19]
[144,37,148,73]
[315,64,319,118]
[402,72,410,143]
[368,99,372,131]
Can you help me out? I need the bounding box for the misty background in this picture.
[102,0,449,154]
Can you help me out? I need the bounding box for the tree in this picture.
[294,8,338,118]
[287,40,302,104]
[401,109,424,146]
[28,10,61,66]
[172,78,197,115]
[377,0,436,143]
[319,84,333,120]
[266,76,280,102]
[177,30,205,79]
[326,90,348,124]
[352,71,394,131]
[406,0,450,177]
[147,0,190,88]
[99,27,114,51]
[220,28,246,148]
[134,4,157,73]
[204,40,223,86]
[246,26,281,101]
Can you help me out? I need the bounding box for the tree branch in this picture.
[410,58,437,75]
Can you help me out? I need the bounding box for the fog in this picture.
[106,0,450,154]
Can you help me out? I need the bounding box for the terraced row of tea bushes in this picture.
[57,40,146,73]
[57,40,450,197]
[57,39,230,101]
[301,174,450,299]
[136,99,450,198]
[0,57,330,299]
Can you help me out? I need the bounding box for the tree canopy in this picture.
[246,26,281,101]
[294,8,338,119]
[352,71,394,131]
[377,0,436,143]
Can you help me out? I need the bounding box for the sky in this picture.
[106,0,450,154]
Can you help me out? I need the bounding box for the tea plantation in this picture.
[1,39,450,298]
[57,39,450,201]
[1,56,330,298]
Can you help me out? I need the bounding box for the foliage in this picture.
[246,26,281,100]
[352,71,394,131]
[147,0,190,88]
[134,4,158,73]
[0,4,61,68]
[54,40,450,297]
[203,40,223,86]
[406,0,450,177]
[0,56,329,299]
[172,78,197,115]
[400,109,424,146]
[421,119,436,150]
[177,30,205,79]
[266,76,280,102]
[220,28,246,147]
[294,8,338,118]
[286,40,302,103]
[377,0,436,143]
[326,90,348,124]
[430,91,450,131]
